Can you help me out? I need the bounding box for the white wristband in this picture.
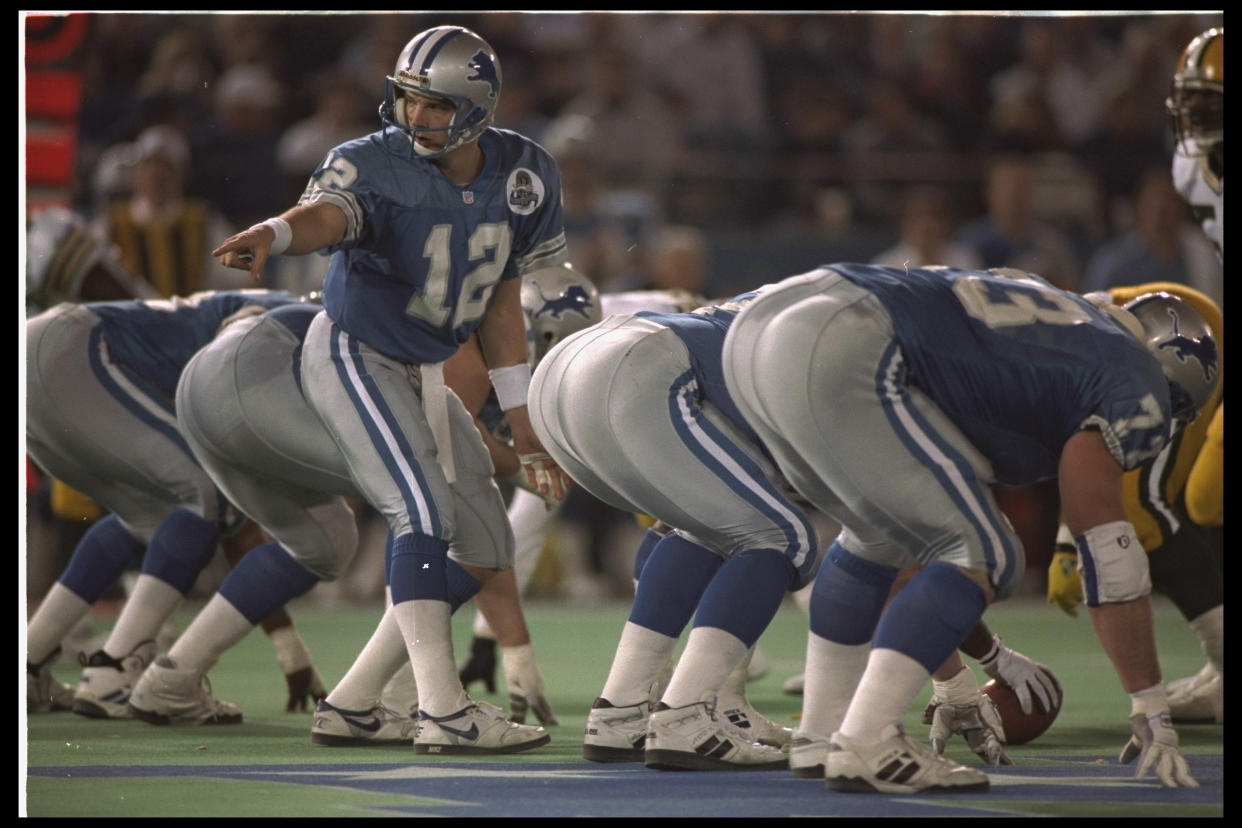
[260,217,293,256]
[489,363,532,411]
[1129,683,1169,718]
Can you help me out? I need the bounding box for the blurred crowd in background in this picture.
[23,11,1223,606]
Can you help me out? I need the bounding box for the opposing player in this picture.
[529,289,821,771]
[721,264,1217,792]
[25,287,307,717]
[210,24,571,754]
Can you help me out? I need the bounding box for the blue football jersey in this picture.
[88,289,301,398]
[827,264,1172,484]
[303,126,567,364]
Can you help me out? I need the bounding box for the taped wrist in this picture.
[259,217,292,255]
[1075,521,1150,606]
[488,363,532,411]
[932,665,982,705]
[1129,682,1169,718]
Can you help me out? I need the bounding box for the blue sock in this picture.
[874,561,986,674]
[808,541,899,645]
[632,528,664,582]
[140,508,220,595]
[693,549,795,647]
[218,541,320,625]
[629,532,722,637]
[57,514,145,602]
[388,532,451,605]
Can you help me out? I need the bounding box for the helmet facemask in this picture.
[1166,27,1223,160]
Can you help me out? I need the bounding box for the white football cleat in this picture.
[413,699,549,755]
[73,639,156,719]
[789,730,831,779]
[1166,662,1217,702]
[825,725,990,794]
[311,700,416,746]
[644,699,788,771]
[583,697,650,763]
[128,656,242,726]
[782,673,805,696]
[719,701,794,748]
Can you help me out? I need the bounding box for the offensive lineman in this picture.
[721,263,1217,792]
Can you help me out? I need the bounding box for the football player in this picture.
[1046,281,1223,731]
[25,285,307,718]
[721,264,1217,792]
[211,25,571,753]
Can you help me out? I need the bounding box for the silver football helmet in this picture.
[521,263,602,366]
[1122,292,1220,425]
[379,25,502,159]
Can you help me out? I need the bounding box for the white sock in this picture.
[167,594,253,673]
[600,621,678,706]
[838,648,931,741]
[392,598,464,717]
[661,627,748,709]
[102,574,183,657]
[799,631,870,739]
[27,583,91,664]
[1190,605,1223,676]
[331,591,410,712]
[715,645,755,710]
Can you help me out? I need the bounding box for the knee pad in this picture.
[808,541,898,645]
[874,561,986,674]
[57,514,145,602]
[140,508,220,595]
[219,541,320,625]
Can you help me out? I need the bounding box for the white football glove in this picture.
[923,666,1012,765]
[1119,710,1198,787]
[928,697,1013,766]
[978,634,1061,715]
[502,643,559,727]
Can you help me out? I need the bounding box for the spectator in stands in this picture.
[1084,167,1223,308]
[91,125,246,297]
[955,153,1083,291]
[870,185,983,271]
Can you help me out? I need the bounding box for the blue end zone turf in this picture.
[27,754,1222,818]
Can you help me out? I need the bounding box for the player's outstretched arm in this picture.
[1060,430,1197,787]
[213,202,347,283]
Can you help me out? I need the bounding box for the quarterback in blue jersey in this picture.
[720,264,1219,793]
[212,25,570,754]
[25,289,304,719]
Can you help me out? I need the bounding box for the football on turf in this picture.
[981,676,1062,746]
